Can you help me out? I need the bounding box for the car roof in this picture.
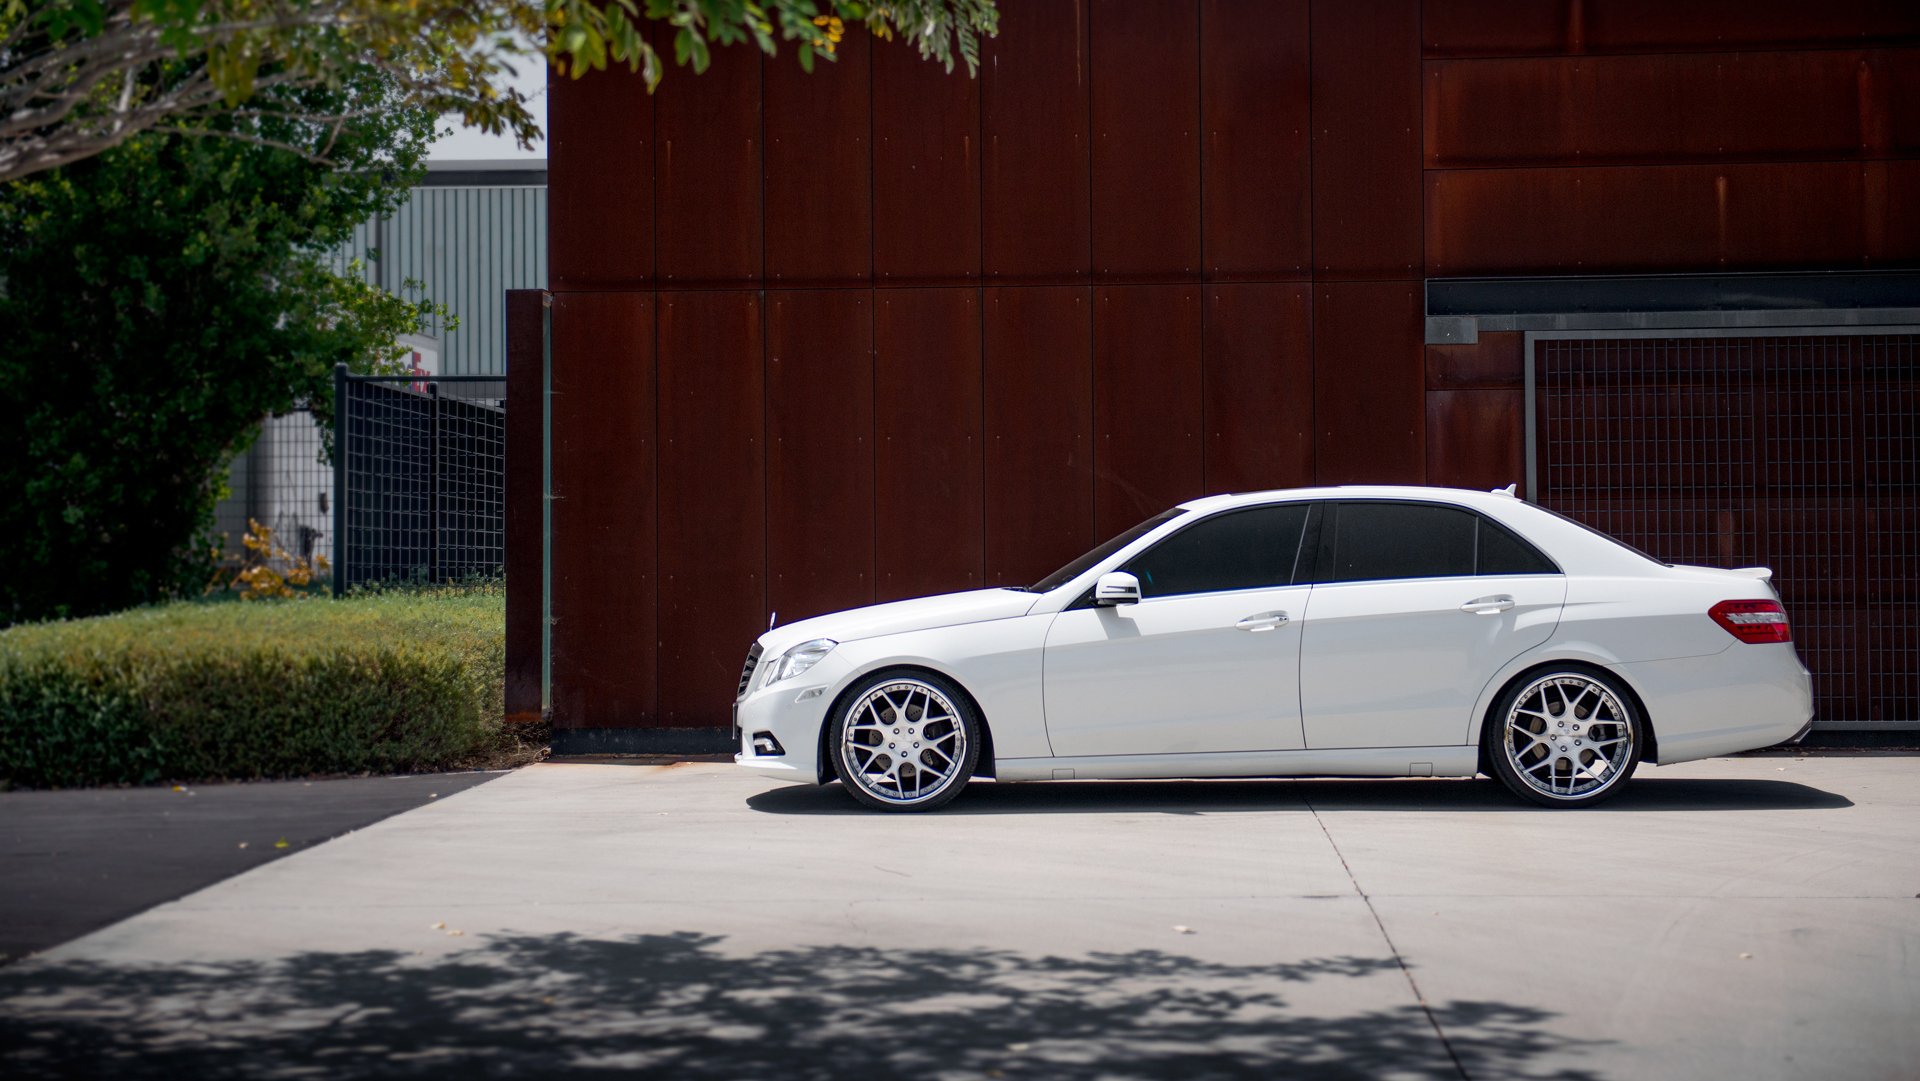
[1176,485,1519,515]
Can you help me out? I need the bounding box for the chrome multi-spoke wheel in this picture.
[1488,669,1642,807]
[835,673,980,811]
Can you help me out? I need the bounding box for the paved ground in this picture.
[0,771,502,965]
[1,756,1915,1080]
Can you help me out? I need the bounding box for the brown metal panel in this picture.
[1879,160,1920,266]
[1890,49,1920,153]
[654,36,762,286]
[1421,0,1568,58]
[503,290,545,723]
[1427,51,1885,169]
[981,0,1091,284]
[1201,0,1310,281]
[764,35,872,286]
[549,292,656,729]
[1312,0,1422,280]
[1426,162,1884,277]
[875,288,984,602]
[872,37,980,285]
[657,291,765,729]
[547,68,652,289]
[1583,0,1920,55]
[1424,0,1920,58]
[1203,284,1314,493]
[984,286,1094,586]
[1425,389,1524,493]
[1426,332,1524,390]
[1091,0,1201,282]
[767,290,875,624]
[1313,282,1424,484]
[1094,285,1205,537]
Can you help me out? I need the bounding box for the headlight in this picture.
[761,638,836,687]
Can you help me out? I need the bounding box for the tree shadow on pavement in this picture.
[748,776,1850,816]
[0,932,1609,1080]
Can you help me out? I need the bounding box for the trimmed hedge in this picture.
[0,586,509,787]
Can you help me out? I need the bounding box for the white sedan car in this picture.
[734,486,1813,811]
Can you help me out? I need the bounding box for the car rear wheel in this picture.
[1486,668,1643,808]
[834,672,980,812]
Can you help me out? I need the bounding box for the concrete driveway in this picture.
[1,755,1915,1080]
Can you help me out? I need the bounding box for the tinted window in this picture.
[1478,517,1559,575]
[1030,510,1180,593]
[1324,503,1476,582]
[1124,504,1312,598]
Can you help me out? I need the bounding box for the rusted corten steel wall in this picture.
[1421,0,1920,492]
[525,0,1920,742]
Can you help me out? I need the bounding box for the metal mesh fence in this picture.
[212,409,335,568]
[1536,333,1919,729]
[334,373,507,592]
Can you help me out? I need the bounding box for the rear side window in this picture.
[1319,502,1561,583]
[1478,517,1559,575]
[1124,503,1313,598]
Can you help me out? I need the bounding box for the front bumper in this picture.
[730,651,853,784]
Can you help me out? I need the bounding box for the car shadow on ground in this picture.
[748,776,1852,816]
[0,931,1610,1080]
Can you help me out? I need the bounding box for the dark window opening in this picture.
[1124,503,1313,598]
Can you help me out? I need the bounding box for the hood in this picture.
[758,588,1040,656]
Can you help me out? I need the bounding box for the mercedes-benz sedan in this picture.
[734,486,1813,810]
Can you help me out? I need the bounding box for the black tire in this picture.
[1484,666,1644,808]
[833,670,981,812]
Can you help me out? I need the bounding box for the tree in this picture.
[0,69,444,625]
[0,0,998,183]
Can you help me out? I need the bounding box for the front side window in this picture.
[1319,502,1560,583]
[1124,503,1313,598]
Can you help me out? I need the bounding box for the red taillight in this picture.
[1709,599,1792,644]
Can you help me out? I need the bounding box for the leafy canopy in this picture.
[0,0,998,182]
[0,67,444,624]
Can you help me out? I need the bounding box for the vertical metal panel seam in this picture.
[977,36,989,586]
[650,74,663,721]
[1196,0,1208,493]
[1086,0,1099,541]
[1305,0,1318,483]
[1415,0,1427,480]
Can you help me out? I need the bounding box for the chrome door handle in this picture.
[1460,595,1515,615]
[1235,611,1289,632]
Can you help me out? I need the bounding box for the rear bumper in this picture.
[1618,643,1813,763]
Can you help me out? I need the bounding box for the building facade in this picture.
[517,0,1920,750]
[214,161,545,570]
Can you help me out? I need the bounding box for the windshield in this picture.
[1028,509,1183,593]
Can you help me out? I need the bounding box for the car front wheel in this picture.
[834,671,980,812]
[1486,668,1643,808]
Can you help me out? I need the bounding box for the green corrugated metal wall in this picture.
[336,183,548,376]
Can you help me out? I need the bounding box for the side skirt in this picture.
[995,746,1480,782]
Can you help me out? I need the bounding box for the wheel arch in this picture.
[1474,658,1660,776]
[815,663,998,785]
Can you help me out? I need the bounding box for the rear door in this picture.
[1298,501,1566,749]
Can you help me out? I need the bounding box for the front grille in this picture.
[736,643,763,700]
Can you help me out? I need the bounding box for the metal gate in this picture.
[1532,330,1920,730]
[332,371,508,593]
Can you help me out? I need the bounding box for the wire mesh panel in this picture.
[209,408,335,567]
[1536,333,1919,729]
[336,376,507,591]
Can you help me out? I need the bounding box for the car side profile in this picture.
[733,486,1814,811]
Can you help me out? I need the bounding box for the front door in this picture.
[1043,503,1316,757]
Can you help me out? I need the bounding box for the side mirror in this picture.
[1093,571,1142,607]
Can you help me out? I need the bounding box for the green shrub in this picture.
[0,587,514,787]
